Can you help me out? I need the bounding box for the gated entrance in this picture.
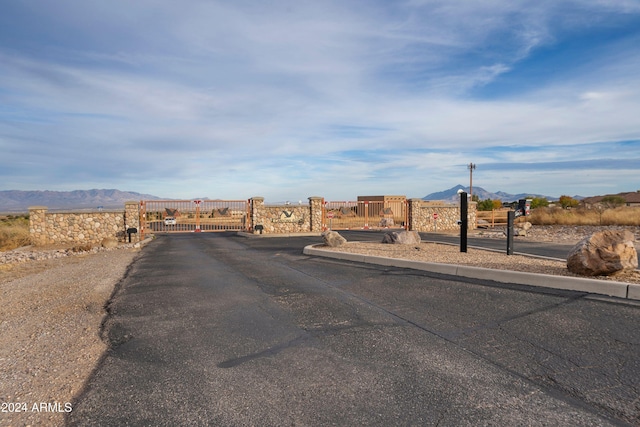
[140,200,249,236]
[323,199,408,230]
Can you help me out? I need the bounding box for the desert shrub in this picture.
[529,197,549,209]
[559,195,580,209]
[600,195,626,209]
[599,207,640,226]
[529,206,640,226]
[0,215,30,251]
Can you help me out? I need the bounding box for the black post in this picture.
[506,211,514,255]
[460,191,468,253]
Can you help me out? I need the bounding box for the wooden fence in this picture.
[477,208,529,228]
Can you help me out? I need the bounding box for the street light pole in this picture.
[468,163,476,199]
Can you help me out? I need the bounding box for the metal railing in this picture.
[140,200,249,235]
[323,200,407,230]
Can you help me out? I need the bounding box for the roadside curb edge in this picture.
[303,244,640,301]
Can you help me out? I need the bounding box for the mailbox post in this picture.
[126,227,138,243]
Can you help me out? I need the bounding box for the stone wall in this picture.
[248,196,474,234]
[28,197,478,244]
[29,202,140,246]
[408,199,477,232]
[250,197,323,234]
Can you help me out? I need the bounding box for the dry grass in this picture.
[529,206,640,226]
[0,215,30,251]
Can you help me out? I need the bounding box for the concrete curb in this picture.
[303,244,640,301]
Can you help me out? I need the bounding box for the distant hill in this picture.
[0,189,163,212]
[581,191,640,206]
[423,185,558,203]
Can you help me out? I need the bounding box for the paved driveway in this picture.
[68,233,639,426]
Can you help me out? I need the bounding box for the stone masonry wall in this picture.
[250,197,322,234]
[28,198,477,244]
[249,197,475,234]
[408,199,477,232]
[29,202,141,246]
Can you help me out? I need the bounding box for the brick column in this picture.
[28,206,49,246]
[308,197,323,233]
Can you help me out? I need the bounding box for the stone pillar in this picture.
[125,201,141,243]
[407,199,423,231]
[469,201,477,230]
[308,197,323,233]
[250,197,265,234]
[28,206,49,246]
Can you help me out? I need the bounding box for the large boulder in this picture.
[514,221,533,231]
[566,230,638,276]
[322,230,347,247]
[381,230,421,245]
[514,221,532,236]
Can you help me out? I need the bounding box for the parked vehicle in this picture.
[164,217,177,226]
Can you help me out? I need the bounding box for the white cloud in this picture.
[1,0,639,200]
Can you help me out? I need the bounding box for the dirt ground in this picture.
[0,248,140,427]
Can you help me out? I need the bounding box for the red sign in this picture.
[327,212,334,219]
[433,213,439,220]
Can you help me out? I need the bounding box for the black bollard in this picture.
[460,191,468,252]
[506,211,514,255]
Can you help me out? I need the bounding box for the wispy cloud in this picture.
[1,0,639,201]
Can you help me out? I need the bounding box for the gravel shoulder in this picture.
[0,246,140,427]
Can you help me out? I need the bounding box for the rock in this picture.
[322,231,347,247]
[379,218,394,227]
[519,222,532,231]
[382,230,421,245]
[101,237,119,248]
[566,230,638,276]
[514,222,532,236]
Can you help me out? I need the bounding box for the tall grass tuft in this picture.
[529,207,640,226]
[0,215,31,251]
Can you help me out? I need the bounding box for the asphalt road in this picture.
[68,233,639,426]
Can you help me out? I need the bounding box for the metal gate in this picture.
[140,200,250,236]
[323,200,407,230]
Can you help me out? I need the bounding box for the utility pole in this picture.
[468,163,476,199]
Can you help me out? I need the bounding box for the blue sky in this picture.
[1,1,639,202]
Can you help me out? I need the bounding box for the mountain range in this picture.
[1,186,580,212]
[0,189,162,212]
[423,185,563,203]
